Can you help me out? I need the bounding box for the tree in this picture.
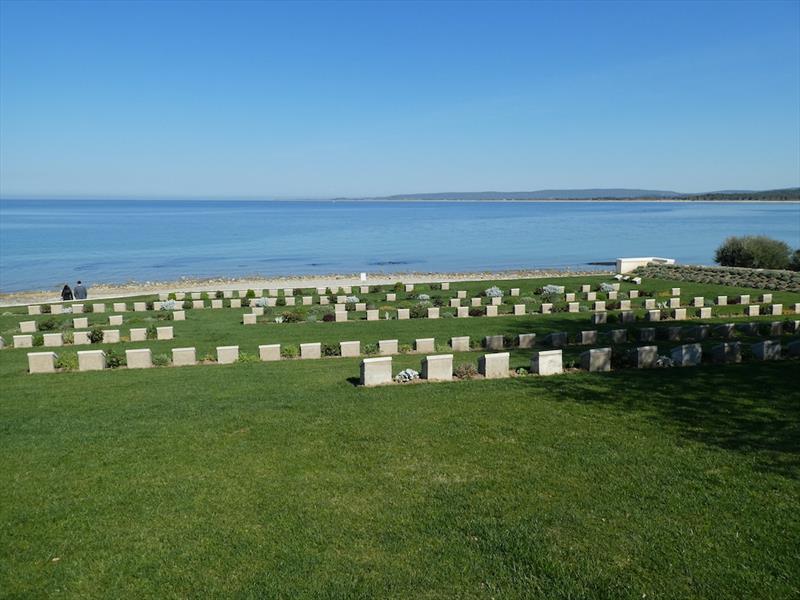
[714,235,791,269]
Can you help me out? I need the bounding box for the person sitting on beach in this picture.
[73,280,87,300]
[61,284,73,301]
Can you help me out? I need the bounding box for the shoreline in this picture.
[0,268,613,307]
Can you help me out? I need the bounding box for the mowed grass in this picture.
[1,275,799,598]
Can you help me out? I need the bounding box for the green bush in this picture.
[246,289,256,298]
[321,343,340,357]
[454,363,478,380]
[37,318,57,331]
[32,333,44,347]
[182,300,192,310]
[88,327,104,344]
[409,304,427,319]
[237,352,260,364]
[393,282,404,293]
[281,311,303,323]
[363,343,378,356]
[281,345,299,359]
[41,305,52,314]
[715,235,791,269]
[152,353,170,367]
[168,292,177,300]
[276,298,286,307]
[106,349,125,368]
[790,249,800,272]
[56,352,78,371]
[146,324,158,340]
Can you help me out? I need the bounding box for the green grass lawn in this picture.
[1,275,799,598]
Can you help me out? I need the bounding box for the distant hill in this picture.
[347,187,800,201]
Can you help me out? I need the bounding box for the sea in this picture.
[1,199,798,292]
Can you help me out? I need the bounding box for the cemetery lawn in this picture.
[1,274,799,597]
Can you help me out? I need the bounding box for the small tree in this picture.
[714,236,791,269]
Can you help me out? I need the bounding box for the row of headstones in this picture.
[360,339,798,386]
[9,326,174,349]
[26,302,188,315]
[26,335,798,375]
[163,283,447,300]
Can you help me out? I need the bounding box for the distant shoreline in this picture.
[2,197,799,203]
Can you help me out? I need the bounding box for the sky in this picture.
[0,0,799,199]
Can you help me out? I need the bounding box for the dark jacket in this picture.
[61,285,73,301]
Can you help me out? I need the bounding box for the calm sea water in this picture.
[0,199,798,292]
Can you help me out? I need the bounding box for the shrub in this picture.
[276,298,286,307]
[88,327,104,344]
[145,301,154,311]
[56,352,79,371]
[246,289,256,298]
[62,331,74,344]
[41,305,52,314]
[215,291,224,299]
[182,300,192,310]
[281,345,299,359]
[398,343,412,354]
[237,352,260,364]
[469,307,484,317]
[293,288,303,296]
[200,292,209,300]
[429,283,441,290]
[38,318,57,331]
[168,292,177,300]
[322,313,336,322]
[454,363,478,380]
[715,235,791,269]
[106,349,125,368]
[363,343,378,356]
[146,324,158,340]
[321,343,340,357]
[410,304,428,319]
[32,333,44,346]
[152,353,170,367]
[393,282,404,293]
[790,249,800,272]
[281,311,304,323]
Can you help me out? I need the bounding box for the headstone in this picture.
[669,297,680,309]
[222,290,232,299]
[355,303,366,311]
[50,304,63,315]
[386,293,396,302]
[629,290,639,299]
[486,305,498,317]
[28,351,57,373]
[639,328,656,342]
[341,286,352,294]
[761,293,773,304]
[266,298,277,307]
[340,341,361,357]
[577,330,597,345]
[479,352,510,379]
[243,313,257,325]
[619,300,631,310]
[130,328,147,342]
[78,350,106,371]
[620,310,635,324]
[644,299,656,310]
[471,297,482,307]
[673,308,687,321]
[251,306,265,316]
[747,305,760,317]
[699,307,712,319]
[284,288,294,296]
[316,287,326,295]
[258,344,281,361]
[518,333,536,348]
[175,292,185,300]
[457,307,469,318]
[450,298,461,308]
[740,294,750,305]
[545,332,567,347]
[693,297,704,307]
[133,302,147,312]
[337,295,347,304]
[153,302,163,311]
[126,348,153,369]
[366,309,379,321]
[284,297,296,307]
[771,304,783,316]
[103,330,120,343]
[717,296,727,306]
[664,326,682,341]
[484,335,504,350]
[28,305,41,315]
[568,302,579,313]
[491,297,501,306]
[421,354,453,381]
[173,310,186,321]
[405,284,414,292]
[302,296,312,306]
[268,289,278,296]
[671,343,702,367]
[109,315,123,326]
[711,342,741,364]
[191,292,202,300]
[300,343,321,359]
[581,347,611,372]
[378,339,398,355]
[211,299,223,309]
[592,312,607,325]
[441,282,450,290]
[230,299,242,308]
[451,336,470,352]
[565,293,576,302]
[14,334,33,348]
[320,297,330,305]
[610,329,627,344]
[156,326,173,341]
[594,301,606,312]
[586,292,597,301]
[113,302,127,312]
[360,286,369,294]
[19,321,37,333]
[581,284,591,293]
[335,311,348,322]
[514,304,525,316]
[92,303,106,313]
[764,321,783,337]
[531,350,562,375]
[670,287,680,296]
[360,357,393,386]
[415,338,435,353]
[736,322,759,336]
[43,333,63,347]
[632,345,658,368]
[608,291,618,300]
[647,310,661,322]
[687,325,709,340]
[427,307,440,319]
[510,288,520,296]
[216,346,239,364]
[457,291,467,299]
[714,323,735,338]
[192,300,204,310]
[541,303,553,315]
[73,331,91,345]
[752,340,781,361]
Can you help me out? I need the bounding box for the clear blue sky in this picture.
[1,0,798,198]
